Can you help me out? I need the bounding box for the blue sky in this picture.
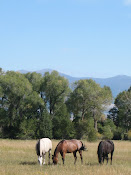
[0,0,131,78]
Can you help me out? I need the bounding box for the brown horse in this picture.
[97,140,114,165]
[52,139,86,165]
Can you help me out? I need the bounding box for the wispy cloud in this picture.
[124,0,131,5]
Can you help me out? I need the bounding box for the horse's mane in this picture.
[80,141,86,151]
[97,141,103,154]
[54,139,65,155]
[107,140,114,145]
[36,139,40,156]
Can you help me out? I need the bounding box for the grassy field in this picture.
[0,139,131,175]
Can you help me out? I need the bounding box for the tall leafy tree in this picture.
[107,106,119,126]
[36,111,52,139]
[0,71,45,138]
[40,71,70,117]
[52,103,75,139]
[0,71,32,122]
[114,87,131,132]
[24,72,42,93]
[67,79,112,130]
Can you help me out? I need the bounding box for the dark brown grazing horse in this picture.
[97,140,114,165]
[52,139,87,165]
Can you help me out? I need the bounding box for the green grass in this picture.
[0,139,131,175]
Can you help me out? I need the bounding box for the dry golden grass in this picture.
[0,139,131,175]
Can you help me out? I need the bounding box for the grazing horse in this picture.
[52,139,86,165]
[36,138,52,165]
[97,140,114,165]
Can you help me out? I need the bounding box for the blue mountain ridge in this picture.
[18,69,131,98]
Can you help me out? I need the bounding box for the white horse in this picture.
[36,138,52,165]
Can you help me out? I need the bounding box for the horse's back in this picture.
[98,140,114,154]
[107,140,114,152]
[37,138,52,156]
[41,138,52,150]
[70,139,83,150]
[62,139,83,152]
[107,140,114,148]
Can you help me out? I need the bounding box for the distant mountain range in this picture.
[18,69,131,98]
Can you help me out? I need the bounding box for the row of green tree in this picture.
[0,68,131,141]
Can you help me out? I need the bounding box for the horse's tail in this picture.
[36,139,40,156]
[80,141,87,151]
[107,140,115,152]
[97,141,103,163]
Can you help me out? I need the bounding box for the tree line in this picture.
[0,68,131,140]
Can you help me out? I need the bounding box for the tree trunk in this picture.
[94,119,98,131]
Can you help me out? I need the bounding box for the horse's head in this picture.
[97,151,102,164]
[38,156,43,165]
[52,155,58,165]
[97,141,104,164]
[98,156,102,164]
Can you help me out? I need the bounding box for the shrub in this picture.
[18,118,36,139]
[96,132,103,140]
[127,130,131,140]
[113,128,123,140]
[87,128,97,142]
[86,118,97,141]
[102,126,113,140]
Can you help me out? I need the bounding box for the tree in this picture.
[40,71,70,117]
[67,79,112,130]
[24,72,42,93]
[107,87,131,139]
[0,71,45,138]
[36,111,52,139]
[0,71,32,124]
[52,115,75,139]
[73,117,97,141]
[0,68,4,75]
[114,88,131,132]
[98,118,116,140]
[107,106,119,126]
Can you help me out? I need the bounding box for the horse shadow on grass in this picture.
[19,161,53,166]
[19,161,37,166]
[85,162,99,166]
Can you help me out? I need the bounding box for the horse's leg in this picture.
[79,150,83,164]
[38,156,43,165]
[73,151,77,164]
[102,154,105,164]
[106,154,109,165]
[48,149,51,165]
[60,151,65,165]
[111,152,113,165]
[43,154,46,165]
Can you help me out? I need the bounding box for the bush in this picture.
[36,113,52,139]
[127,130,131,140]
[73,117,97,141]
[73,118,88,139]
[102,126,113,140]
[18,118,36,139]
[113,128,123,140]
[87,118,97,142]
[96,132,103,140]
[53,116,75,139]
[87,128,97,142]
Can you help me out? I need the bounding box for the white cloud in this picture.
[124,0,131,5]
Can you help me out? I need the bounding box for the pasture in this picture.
[0,139,131,175]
